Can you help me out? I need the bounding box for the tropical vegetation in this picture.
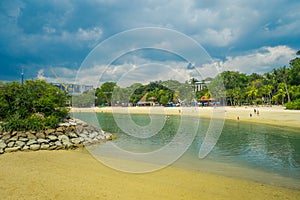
[93,50,300,109]
[0,80,69,131]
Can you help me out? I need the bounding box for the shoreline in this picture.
[71,105,300,129]
[1,107,299,199]
[0,149,299,200]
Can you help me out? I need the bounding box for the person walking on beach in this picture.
[257,110,259,116]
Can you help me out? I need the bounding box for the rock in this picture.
[69,122,77,126]
[105,134,112,140]
[96,134,105,140]
[19,137,29,142]
[83,137,93,144]
[68,132,78,138]
[5,146,20,153]
[11,131,18,136]
[27,133,36,140]
[17,132,27,138]
[40,144,50,150]
[15,141,25,147]
[0,149,4,154]
[56,126,65,132]
[58,135,69,142]
[54,131,64,136]
[30,144,40,151]
[8,135,18,142]
[79,133,88,138]
[73,143,84,148]
[0,141,7,149]
[37,138,49,144]
[89,132,97,139]
[22,145,30,151]
[54,141,64,149]
[36,131,45,138]
[76,125,84,133]
[58,123,70,127]
[47,135,58,141]
[62,140,73,148]
[66,126,76,132]
[70,138,81,145]
[27,139,38,146]
[1,134,11,141]
[7,141,15,148]
[49,145,57,150]
[45,129,56,135]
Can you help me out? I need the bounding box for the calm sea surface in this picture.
[73,112,300,189]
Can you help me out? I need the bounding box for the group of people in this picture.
[250,108,259,117]
[237,108,260,121]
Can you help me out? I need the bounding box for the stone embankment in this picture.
[0,118,114,154]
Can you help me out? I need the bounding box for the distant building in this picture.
[50,82,94,94]
[136,93,155,106]
[194,81,210,92]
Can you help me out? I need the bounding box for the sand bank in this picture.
[0,149,299,200]
[71,106,300,129]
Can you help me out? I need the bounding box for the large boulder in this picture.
[26,132,36,140]
[7,141,15,148]
[30,144,40,151]
[27,139,38,146]
[45,129,56,135]
[40,144,50,150]
[15,141,25,148]
[5,146,20,153]
[0,141,7,149]
[36,131,46,139]
[37,138,49,144]
[19,137,29,142]
[1,134,11,141]
[47,135,58,141]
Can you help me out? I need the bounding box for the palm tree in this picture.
[246,86,258,105]
[262,84,273,105]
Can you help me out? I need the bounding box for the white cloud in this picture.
[215,46,296,74]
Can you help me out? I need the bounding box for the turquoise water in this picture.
[73,112,300,189]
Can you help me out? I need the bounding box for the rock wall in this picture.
[0,119,114,154]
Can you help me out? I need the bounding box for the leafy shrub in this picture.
[285,99,300,110]
[0,80,69,131]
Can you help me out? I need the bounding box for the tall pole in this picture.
[21,67,24,85]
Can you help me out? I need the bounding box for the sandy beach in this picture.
[1,149,300,200]
[1,106,300,200]
[72,105,300,129]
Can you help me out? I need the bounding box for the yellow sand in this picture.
[0,149,299,200]
[72,105,300,129]
[1,106,299,199]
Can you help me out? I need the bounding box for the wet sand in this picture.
[1,149,299,200]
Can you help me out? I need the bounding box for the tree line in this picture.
[82,50,300,109]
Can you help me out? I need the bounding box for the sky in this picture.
[0,0,300,87]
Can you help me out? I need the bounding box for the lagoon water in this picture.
[73,112,300,189]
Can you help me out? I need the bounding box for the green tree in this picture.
[246,86,258,105]
[95,82,117,106]
[0,80,68,131]
[289,56,300,86]
[273,83,286,105]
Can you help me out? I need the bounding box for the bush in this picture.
[0,80,69,131]
[285,99,300,110]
